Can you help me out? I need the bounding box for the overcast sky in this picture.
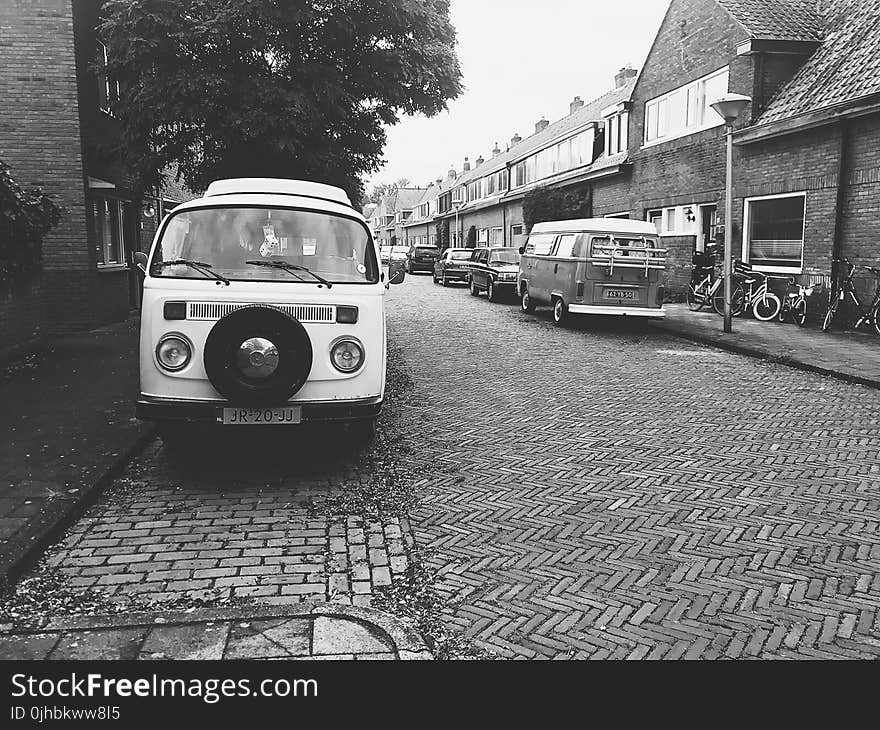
[367,0,670,191]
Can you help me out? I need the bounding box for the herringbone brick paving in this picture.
[388,275,880,659]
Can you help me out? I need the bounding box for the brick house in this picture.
[590,0,880,295]
[0,0,191,351]
[431,71,638,252]
[370,187,427,248]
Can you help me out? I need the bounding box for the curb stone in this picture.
[650,321,880,391]
[0,602,433,660]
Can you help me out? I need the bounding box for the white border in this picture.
[741,191,806,274]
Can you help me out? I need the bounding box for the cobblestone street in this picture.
[9,274,880,660]
[389,275,880,659]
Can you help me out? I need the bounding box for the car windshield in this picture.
[392,246,409,252]
[449,250,472,260]
[489,249,520,265]
[150,207,379,284]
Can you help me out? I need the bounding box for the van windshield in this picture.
[150,207,379,284]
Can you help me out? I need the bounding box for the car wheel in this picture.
[469,277,480,296]
[442,275,449,287]
[487,279,498,302]
[521,287,536,313]
[552,297,567,325]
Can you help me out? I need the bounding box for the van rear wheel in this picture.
[552,297,567,325]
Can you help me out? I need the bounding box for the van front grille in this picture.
[187,302,336,323]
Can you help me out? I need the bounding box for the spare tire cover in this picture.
[204,306,313,406]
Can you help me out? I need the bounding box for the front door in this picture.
[698,204,717,253]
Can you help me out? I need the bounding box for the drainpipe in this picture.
[830,120,849,284]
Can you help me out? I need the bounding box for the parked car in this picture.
[407,244,440,274]
[467,247,521,302]
[133,177,405,446]
[433,247,474,286]
[390,245,410,263]
[380,245,393,264]
[517,218,667,324]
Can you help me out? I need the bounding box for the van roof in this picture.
[529,218,657,236]
[203,178,352,207]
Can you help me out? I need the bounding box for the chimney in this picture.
[475,155,485,166]
[448,167,457,180]
[492,142,501,157]
[570,96,584,114]
[463,157,471,172]
[435,178,443,186]
[510,133,522,146]
[535,117,549,133]
[614,65,637,89]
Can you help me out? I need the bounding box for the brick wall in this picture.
[0,0,92,335]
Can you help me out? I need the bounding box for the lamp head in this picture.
[710,93,752,125]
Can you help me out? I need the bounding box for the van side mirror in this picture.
[389,268,406,285]
[518,246,525,255]
[133,251,148,275]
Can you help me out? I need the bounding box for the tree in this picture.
[100,1,462,206]
[522,184,592,233]
[0,161,60,286]
[366,177,413,205]
[466,225,476,248]
[436,219,450,250]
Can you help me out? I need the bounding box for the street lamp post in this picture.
[710,93,752,334]
[453,199,464,247]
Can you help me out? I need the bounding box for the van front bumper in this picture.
[568,304,666,318]
[136,396,383,423]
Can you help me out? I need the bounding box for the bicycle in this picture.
[778,278,820,327]
[822,258,880,335]
[686,265,722,311]
[712,261,782,321]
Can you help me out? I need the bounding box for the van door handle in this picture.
[554,264,558,274]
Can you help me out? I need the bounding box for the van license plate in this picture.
[222,407,302,425]
[605,289,637,300]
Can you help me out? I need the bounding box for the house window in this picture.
[605,113,629,155]
[478,228,489,244]
[647,209,662,234]
[96,42,119,114]
[490,227,503,246]
[644,67,729,145]
[744,193,805,272]
[92,197,127,266]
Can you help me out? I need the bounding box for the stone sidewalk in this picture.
[653,303,880,389]
[0,316,152,586]
[0,603,432,660]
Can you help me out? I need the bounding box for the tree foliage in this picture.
[522,184,592,233]
[435,218,449,250]
[466,225,476,248]
[100,0,462,206]
[366,177,412,205]
[0,161,60,286]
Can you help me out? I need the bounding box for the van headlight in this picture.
[156,333,192,372]
[330,337,364,373]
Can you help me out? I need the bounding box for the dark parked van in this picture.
[518,219,667,324]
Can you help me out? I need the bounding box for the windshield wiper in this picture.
[246,260,333,289]
[154,259,230,286]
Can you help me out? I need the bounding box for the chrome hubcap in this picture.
[236,337,280,379]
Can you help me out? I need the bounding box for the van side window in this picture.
[525,234,555,255]
[554,234,577,258]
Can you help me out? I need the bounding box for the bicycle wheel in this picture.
[753,293,781,321]
[687,282,706,311]
[872,301,880,336]
[822,297,838,332]
[713,284,745,317]
[794,300,807,327]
